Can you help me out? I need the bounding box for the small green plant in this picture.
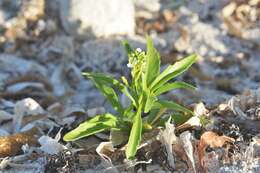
[63,36,197,159]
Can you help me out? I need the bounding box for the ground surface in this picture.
[0,0,259,172]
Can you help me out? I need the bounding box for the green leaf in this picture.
[122,40,133,57]
[123,104,135,119]
[92,79,123,114]
[122,88,137,108]
[153,100,194,115]
[154,81,196,96]
[145,36,161,87]
[150,54,197,92]
[126,108,142,159]
[63,113,118,141]
[144,92,157,113]
[84,72,137,109]
[82,72,121,87]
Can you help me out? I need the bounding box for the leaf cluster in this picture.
[64,37,197,159]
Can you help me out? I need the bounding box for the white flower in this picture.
[127,63,133,68]
[136,48,142,52]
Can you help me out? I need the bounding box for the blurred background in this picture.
[0,0,259,110]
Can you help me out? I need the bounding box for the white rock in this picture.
[135,0,161,12]
[59,0,135,38]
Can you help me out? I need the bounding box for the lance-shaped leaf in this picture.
[144,36,160,87]
[153,100,194,115]
[83,72,136,114]
[154,81,196,96]
[126,108,142,159]
[144,92,157,113]
[83,72,121,85]
[84,72,137,108]
[150,54,197,92]
[63,113,118,141]
[93,79,123,114]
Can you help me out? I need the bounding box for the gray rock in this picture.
[59,0,135,38]
[80,39,126,73]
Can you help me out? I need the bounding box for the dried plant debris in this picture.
[228,88,260,120]
[4,74,53,92]
[158,120,177,170]
[1,0,45,42]
[0,97,258,172]
[222,0,260,46]
[198,131,235,172]
[136,9,178,35]
[13,98,45,133]
[38,135,67,155]
[44,149,77,173]
[0,91,257,172]
[96,142,119,173]
[0,0,259,172]
[179,131,196,173]
[0,127,39,157]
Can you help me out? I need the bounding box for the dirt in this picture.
[0,0,259,172]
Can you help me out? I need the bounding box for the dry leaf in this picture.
[4,74,53,92]
[228,88,260,120]
[198,131,235,171]
[0,128,39,157]
[158,119,177,169]
[47,102,64,115]
[222,1,260,46]
[63,106,86,117]
[194,102,209,117]
[38,130,67,155]
[3,0,45,41]
[176,116,201,132]
[222,2,237,17]
[0,54,47,75]
[0,110,13,123]
[180,131,196,173]
[174,27,190,52]
[96,142,119,173]
[13,98,45,133]
[6,82,45,93]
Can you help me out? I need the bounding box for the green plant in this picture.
[63,36,197,159]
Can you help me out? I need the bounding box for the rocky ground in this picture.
[0,0,259,172]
